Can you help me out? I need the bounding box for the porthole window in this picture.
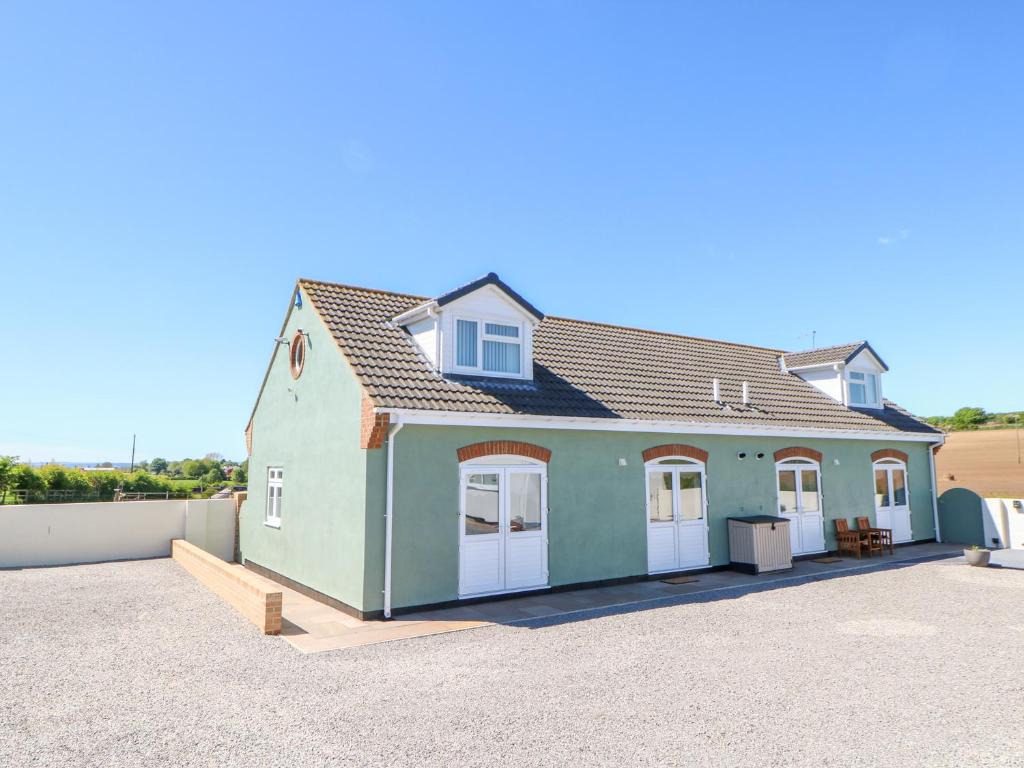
[289,331,306,379]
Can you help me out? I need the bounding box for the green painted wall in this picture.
[937,488,986,546]
[240,289,370,611]
[366,427,938,612]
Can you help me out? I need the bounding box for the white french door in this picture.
[459,465,548,597]
[874,461,911,543]
[645,460,709,573]
[776,460,825,555]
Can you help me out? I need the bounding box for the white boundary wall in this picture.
[0,499,236,568]
[983,498,1024,550]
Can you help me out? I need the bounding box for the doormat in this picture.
[810,557,843,564]
[661,576,700,585]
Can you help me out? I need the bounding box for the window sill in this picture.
[264,520,281,529]
[449,366,528,381]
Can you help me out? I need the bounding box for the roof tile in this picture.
[299,279,939,436]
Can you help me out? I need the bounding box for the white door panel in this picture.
[461,539,502,595]
[782,512,801,554]
[677,522,708,568]
[892,507,912,543]
[505,537,546,589]
[801,514,825,553]
[647,525,677,573]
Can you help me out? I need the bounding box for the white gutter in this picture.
[929,439,943,543]
[383,415,405,619]
[375,407,945,443]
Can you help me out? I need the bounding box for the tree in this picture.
[202,468,223,486]
[233,463,247,483]
[149,457,168,475]
[951,407,988,431]
[12,464,44,501]
[0,456,18,504]
[204,452,224,463]
[181,459,203,478]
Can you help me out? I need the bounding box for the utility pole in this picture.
[130,434,136,473]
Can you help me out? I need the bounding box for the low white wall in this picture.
[983,499,1024,550]
[184,499,237,562]
[0,498,237,568]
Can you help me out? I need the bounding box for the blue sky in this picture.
[2,2,1022,462]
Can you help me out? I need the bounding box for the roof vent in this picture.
[712,378,721,404]
[742,381,750,406]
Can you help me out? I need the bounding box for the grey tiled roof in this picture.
[301,279,939,435]
[783,341,889,371]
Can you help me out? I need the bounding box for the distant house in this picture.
[240,273,944,619]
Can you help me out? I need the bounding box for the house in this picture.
[240,273,944,619]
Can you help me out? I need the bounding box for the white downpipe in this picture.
[929,440,942,543]
[383,415,405,619]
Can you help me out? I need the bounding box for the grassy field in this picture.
[936,429,1024,497]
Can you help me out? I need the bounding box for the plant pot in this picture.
[964,548,991,567]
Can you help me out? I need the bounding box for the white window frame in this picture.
[265,467,283,528]
[643,456,709,524]
[452,314,526,379]
[872,458,910,509]
[774,458,823,516]
[845,368,882,409]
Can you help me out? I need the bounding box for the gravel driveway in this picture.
[3,557,1022,767]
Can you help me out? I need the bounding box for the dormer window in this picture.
[456,318,522,375]
[848,370,879,407]
[395,273,543,382]
[783,341,888,411]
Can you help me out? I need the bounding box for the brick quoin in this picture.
[457,441,552,463]
[871,448,909,463]
[360,393,390,449]
[641,444,709,464]
[773,446,823,463]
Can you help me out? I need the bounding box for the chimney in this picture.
[712,378,721,403]
[742,381,750,406]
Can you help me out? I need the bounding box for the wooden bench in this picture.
[171,539,282,634]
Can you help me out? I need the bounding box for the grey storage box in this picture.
[728,515,793,574]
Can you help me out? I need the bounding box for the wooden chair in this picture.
[856,516,893,555]
[834,519,865,559]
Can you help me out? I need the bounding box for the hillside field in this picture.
[935,429,1024,498]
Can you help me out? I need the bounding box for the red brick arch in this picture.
[871,448,908,464]
[457,440,551,463]
[641,444,709,464]
[774,446,823,463]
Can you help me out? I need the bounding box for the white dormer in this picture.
[782,341,888,410]
[843,347,885,409]
[394,273,544,380]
